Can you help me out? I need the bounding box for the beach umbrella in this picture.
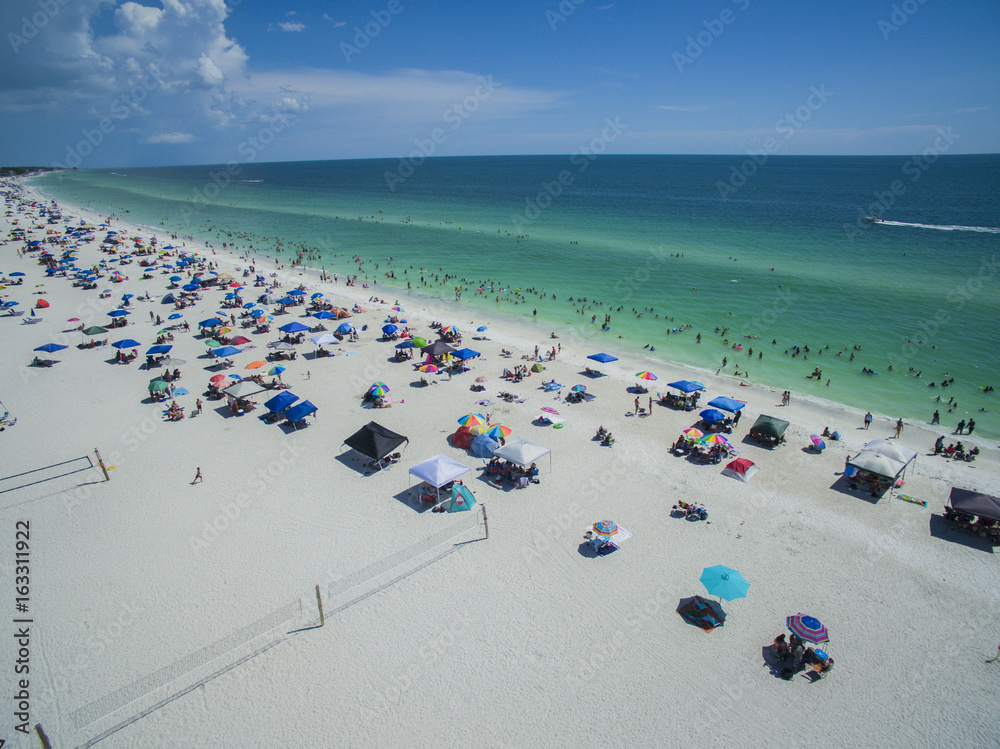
[112,338,141,349]
[169,275,181,282]
[10,271,26,276]
[146,344,172,355]
[246,360,267,369]
[787,614,830,644]
[382,324,398,335]
[148,379,170,392]
[701,433,729,445]
[418,364,439,373]
[167,313,183,320]
[483,424,512,440]
[369,383,390,397]
[81,325,108,336]
[212,346,243,358]
[700,408,726,423]
[209,374,227,384]
[477,325,488,332]
[67,317,80,322]
[1,301,19,308]
[411,336,427,348]
[242,302,255,309]
[475,376,489,383]
[182,284,200,291]
[204,339,221,349]
[268,366,286,377]
[311,292,324,299]
[107,309,129,317]
[468,424,489,436]
[335,322,356,335]
[457,413,486,427]
[636,371,658,381]
[587,353,618,363]
[279,321,310,333]
[34,343,67,353]
[540,406,559,415]
[250,309,265,318]
[700,565,750,602]
[593,520,619,536]
[810,435,826,451]
[571,384,587,392]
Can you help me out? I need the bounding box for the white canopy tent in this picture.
[492,438,552,471]
[863,439,917,466]
[408,454,472,502]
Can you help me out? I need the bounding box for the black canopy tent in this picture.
[342,421,408,470]
[948,488,1000,522]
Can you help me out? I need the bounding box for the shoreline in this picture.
[24,178,999,461]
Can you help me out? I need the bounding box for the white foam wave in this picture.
[878,220,1000,234]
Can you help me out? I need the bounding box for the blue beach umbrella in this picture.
[146,344,172,355]
[182,283,200,291]
[310,292,324,299]
[112,338,141,349]
[700,565,750,601]
[107,309,129,317]
[34,343,67,353]
[224,292,239,300]
[250,309,265,318]
[242,302,255,309]
[587,353,618,363]
[476,325,488,332]
[700,408,727,424]
[382,324,398,335]
[279,321,310,333]
[168,313,183,320]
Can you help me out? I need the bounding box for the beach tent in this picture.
[451,348,481,361]
[667,380,706,393]
[264,391,299,414]
[587,353,618,363]
[452,426,473,449]
[948,488,1000,522]
[283,400,318,429]
[722,458,758,482]
[707,396,746,413]
[492,437,552,470]
[422,340,457,357]
[343,421,409,466]
[677,596,727,632]
[470,433,499,459]
[443,484,477,513]
[847,450,907,481]
[409,454,472,503]
[863,439,917,467]
[748,414,790,441]
[279,321,310,333]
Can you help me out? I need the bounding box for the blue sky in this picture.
[0,0,997,167]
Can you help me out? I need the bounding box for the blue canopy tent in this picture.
[282,399,317,429]
[198,318,223,328]
[264,391,299,414]
[336,322,355,335]
[587,353,618,363]
[667,380,706,393]
[452,348,481,361]
[707,396,746,413]
[111,338,141,349]
[212,346,243,358]
[146,344,173,355]
[279,321,310,333]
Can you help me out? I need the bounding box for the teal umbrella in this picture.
[699,565,750,601]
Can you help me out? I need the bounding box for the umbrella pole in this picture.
[482,504,489,540]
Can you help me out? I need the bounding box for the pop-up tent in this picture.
[443,484,477,512]
[282,400,317,429]
[264,391,299,414]
[492,437,552,471]
[409,454,472,503]
[343,421,409,469]
[748,414,789,444]
[863,439,917,467]
[722,458,758,482]
[421,340,457,357]
[470,433,499,459]
[667,380,705,393]
[948,487,1000,522]
[707,396,745,413]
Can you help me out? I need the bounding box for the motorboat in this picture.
[864,216,883,224]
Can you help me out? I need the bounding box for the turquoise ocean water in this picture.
[31,155,1000,440]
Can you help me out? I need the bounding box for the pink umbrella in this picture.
[541,406,559,414]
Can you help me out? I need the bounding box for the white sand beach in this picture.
[1,181,998,748]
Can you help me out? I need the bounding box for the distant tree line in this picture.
[0,167,59,176]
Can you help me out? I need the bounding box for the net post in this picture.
[482,504,489,540]
[94,448,110,481]
[315,585,325,627]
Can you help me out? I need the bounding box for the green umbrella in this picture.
[81,325,108,336]
[148,379,170,392]
[411,336,427,348]
[204,339,221,348]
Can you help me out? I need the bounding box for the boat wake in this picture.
[877,220,1000,234]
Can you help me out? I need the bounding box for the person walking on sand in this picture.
[864,411,872,429]
[894,418,903,438]
[195,398,203,415]
[648,396,653,415]
[192,467,203,484]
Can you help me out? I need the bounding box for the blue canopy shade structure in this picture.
[452,348,481,361]
[282,400,317,427]
[278,321,310,333]
[212,346,243,357]
[146,344,173,355]
[700,409,727,423]
[287,289,306,296]
[112,338,141,349]
[264,391,299,413]
[668,380,706,393]
[198,318,223,328]
[587,353,618,363]
[277,297,295,305]
[707,396,746,413]
[107,309,130,317]
[34,343,67,353]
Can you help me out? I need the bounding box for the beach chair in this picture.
[21,316,42,324]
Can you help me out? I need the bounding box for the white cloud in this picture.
[278,22,306,32]
[956,106,989,114]
[142,132,197,144]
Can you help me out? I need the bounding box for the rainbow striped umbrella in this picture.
[457,413,486,427]
[682,427,704,439]
[787,613,829,644]
[483,424,512,440]
[468,424,489,436]
[418,364,439,373]
[369,382,390,397]
[571,384,587,392]
[636,371,658,381]
[701,434,730,446]
[593,520,619,536]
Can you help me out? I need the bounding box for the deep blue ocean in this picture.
[32,154,1000,439]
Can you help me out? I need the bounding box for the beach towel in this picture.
[897,494,927,508]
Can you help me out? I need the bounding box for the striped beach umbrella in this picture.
[682,427,704,439]
[787,614,830,644]
[457,413,486,427]
[418,364,439,373]
[636,371,658,381]
[593,520,619,536]
[483,424,512,440]
[701,433,730,445]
